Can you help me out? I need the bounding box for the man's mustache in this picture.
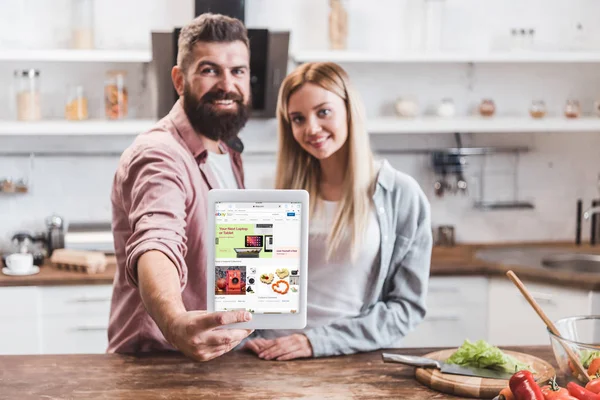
[199,90,244,106]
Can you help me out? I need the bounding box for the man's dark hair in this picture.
[177,13,249,72]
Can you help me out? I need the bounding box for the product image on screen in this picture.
[214,201,303,314]
[245,235,263,248]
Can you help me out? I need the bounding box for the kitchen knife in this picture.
[382,353,514,380]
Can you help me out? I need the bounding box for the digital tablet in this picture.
[206,189,309,329]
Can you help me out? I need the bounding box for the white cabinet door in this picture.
[488,277,591,346]
[41,315,109,354]
[400,277,489,348]
[0,287,41,355]
[39,285,112,354]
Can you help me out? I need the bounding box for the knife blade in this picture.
[382,353,514,380]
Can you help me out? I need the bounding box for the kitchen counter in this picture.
[432,242,600,290]
[0,346,554,399]
[0,257,116,287]
[1,242,599,288]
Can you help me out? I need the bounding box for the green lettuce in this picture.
[445,339,534,374]
[580,350,600,368]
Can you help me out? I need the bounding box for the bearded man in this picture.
[108,13,254,361]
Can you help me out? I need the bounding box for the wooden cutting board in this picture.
[414,348,555,399]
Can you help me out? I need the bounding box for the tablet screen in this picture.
[213,201,302,314]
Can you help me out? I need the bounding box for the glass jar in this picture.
[564,99,581,119]
[65,85,88,121]
[479,99,496,117]
[65,86,88,121]
[14,69,41,121]
[104,71,128,120]
[529,100,546,119]
[71,0,94,49]
[329,0,348,50]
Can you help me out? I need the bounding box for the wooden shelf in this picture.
[292,50,600,64]
[0,49,152,63]
[0,119,157,135]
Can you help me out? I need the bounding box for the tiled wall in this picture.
[1,0,600,247]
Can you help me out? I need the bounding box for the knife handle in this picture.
[382,353,441,369]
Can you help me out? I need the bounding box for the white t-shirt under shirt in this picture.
[206,151,239,189]
[258,199,381,339]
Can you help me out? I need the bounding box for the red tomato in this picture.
[585,378,600,394]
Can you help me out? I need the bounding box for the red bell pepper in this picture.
[567,381,600,400]
[509,370,544,400]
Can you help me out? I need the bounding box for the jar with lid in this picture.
[71,0,94,49]
[65,85,88,121]
[14,69,41,121]
[529,100,546,119]
[479,99,496,117]
[104,71,128,120]
[564,99,581,119]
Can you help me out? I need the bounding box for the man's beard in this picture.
[182,84,250,142]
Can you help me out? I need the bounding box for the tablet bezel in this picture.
[206,189,309,329]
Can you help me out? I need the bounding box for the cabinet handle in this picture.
[72,326,107,332]
[70,297,111,303]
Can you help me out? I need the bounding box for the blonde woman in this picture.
[244,62,432,360]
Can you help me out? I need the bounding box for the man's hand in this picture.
[252,334,313,361]
[166,310,253,362]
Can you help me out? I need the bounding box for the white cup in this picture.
[5,253,34,273]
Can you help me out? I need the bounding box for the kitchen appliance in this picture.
[226,269,242,292]
[195,0,245,22]
[382,353,514,380]
[150,1,290,120]
[64,222,114,253]
[46,214,65,256]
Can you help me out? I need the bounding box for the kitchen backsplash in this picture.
[1,0,600,247]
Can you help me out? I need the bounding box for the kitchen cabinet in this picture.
[0,287,41,354]
[487,277,591,346]
[0,285,112,355]
[400,277,488,348]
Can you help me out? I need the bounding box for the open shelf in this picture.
[366,116,600,134]
[0,119,157,135]
[292,50,600,64]
[0,49,152,63]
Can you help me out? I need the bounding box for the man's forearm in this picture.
[138,250,187,343]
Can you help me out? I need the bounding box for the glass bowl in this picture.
[548,316,600,383]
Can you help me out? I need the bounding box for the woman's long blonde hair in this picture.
[275,62,376,261]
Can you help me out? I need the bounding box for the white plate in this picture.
[2,266,40,276]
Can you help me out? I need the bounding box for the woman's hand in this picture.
[255,334,313,361]
[243,338,275,354]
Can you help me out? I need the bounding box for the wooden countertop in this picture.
[431,242,600,290]
[0,346,554,399]
[1,241,599,288]
[0,257,116,287]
